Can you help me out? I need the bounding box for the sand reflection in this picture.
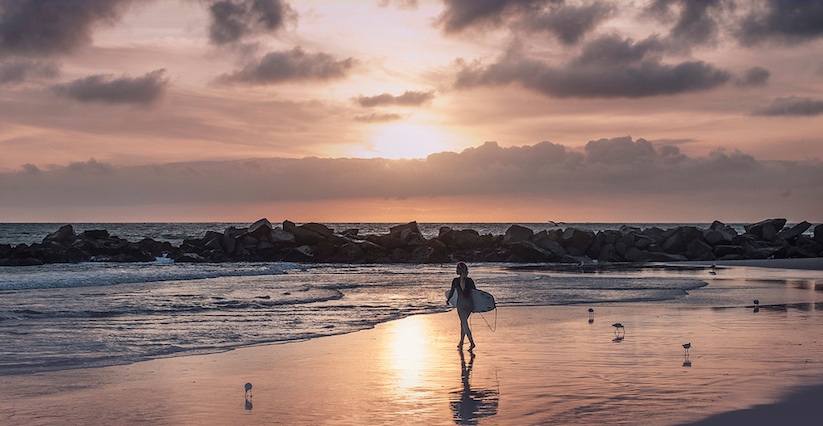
[385,316,431,393]
[449,350,499,424]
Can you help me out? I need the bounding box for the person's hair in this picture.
[456,262,468,275]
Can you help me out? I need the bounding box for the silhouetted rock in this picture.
[503,224,533,245]
[4,218,820,266]
[777,221,812,243]
[744,218,787,241]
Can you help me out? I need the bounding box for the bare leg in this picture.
[458,308,475,349]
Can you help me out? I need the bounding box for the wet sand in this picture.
[2,296,823,425]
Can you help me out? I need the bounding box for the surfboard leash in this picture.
[475,308,497,332]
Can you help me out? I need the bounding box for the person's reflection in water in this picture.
[449,349,499,424]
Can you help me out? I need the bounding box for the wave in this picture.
[0,261,302,291]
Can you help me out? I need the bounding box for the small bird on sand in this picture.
[683,343,691,355]
[244,382,253,398]
[612,323,625,335]
[588,308,595,322]
[753,300,760,305]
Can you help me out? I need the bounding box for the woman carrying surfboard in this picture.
[447,262,476,350]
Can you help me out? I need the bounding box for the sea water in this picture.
[1,223,821,376]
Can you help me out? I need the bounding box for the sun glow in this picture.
[358,123,450,159]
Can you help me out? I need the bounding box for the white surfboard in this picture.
[445,288,496,313]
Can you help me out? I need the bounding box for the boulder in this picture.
[270,227,296,245]
[335,243,364,262]
[744,218,787,241]
[439,229,482,250]
[503,240,554,262]
[686,239,715,260]
[82,229,110,240]
[777,221,812,243]
[814,224,823,244]
[43,224,76,244]
[503,225,534,245]
[714,244,746,259]
[301,223,334,238]
[222,226,242,253]
[561,228,595,256]
[248,218,273,238]
[389,222,423,242]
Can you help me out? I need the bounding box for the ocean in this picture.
[1,222,821,376]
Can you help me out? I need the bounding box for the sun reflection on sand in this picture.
[382,316,433,397]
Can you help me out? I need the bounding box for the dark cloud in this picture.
[755,97,823,117]
[0,0,135,56]
[0,59,60,85]
[525,2,615,45]
[584,136,657,165]
[353,113,403,123]
[66,158,115,174]
[354,90,435,107]
[52,69,169,105]
[738,0,823,45]
[208,0,295,45]
[20,163,41,174]
[646,0,727,49]
[437,0,554,34]
[735,66,770,87]
[455,35,731,98]
[3,138,821,219]
[218,47,356,84]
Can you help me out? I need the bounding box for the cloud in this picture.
[66,158,116,174]
[754,97,823,117]
[354,90,435,107]
[52,69,169,105]
[437,0,610,45]
[645,0,727,50]
[3,138,821,221]
[207,0,295,45]
[735,66,770,87]
[0,0,135,56]
[353,113,403,122]
[0,59,60,85]
[455,35,731,98]
[437,0,557,34]
[738,0,823,46]
[217,47,356,84]
[524,2,615,45]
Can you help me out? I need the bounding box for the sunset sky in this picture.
[1,0,822,223]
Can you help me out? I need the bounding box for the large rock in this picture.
[43,224,76,244]
[503,225,534,245]
[744,218,787,241]
[248,218,273,238]
[389,222,424,245]
[686,239,714,260]
[777,221,812,243]
[561,228,595,256]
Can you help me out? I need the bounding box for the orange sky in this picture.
[1,0,822,222]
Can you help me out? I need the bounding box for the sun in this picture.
[359,123,450,159]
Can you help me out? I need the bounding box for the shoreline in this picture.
[3,301,822,425]
[684,257,823,271]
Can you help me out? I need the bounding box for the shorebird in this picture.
[588,308,595,322]
[753,299,760,306]
[244,382,253,398]
[612,323,625,335]
[683,343,691,355]
[753,300,760,313]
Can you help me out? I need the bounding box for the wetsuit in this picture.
[448,277,476,313]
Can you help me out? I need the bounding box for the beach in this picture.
[2,258,823,425]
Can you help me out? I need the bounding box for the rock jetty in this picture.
[1,218,821,266]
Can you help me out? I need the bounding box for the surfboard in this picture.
[445,288,496,313]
